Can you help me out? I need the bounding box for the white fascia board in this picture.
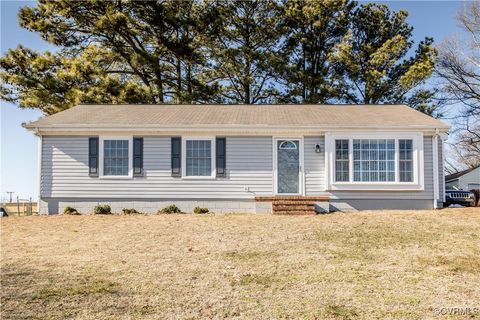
[31,126,449,136]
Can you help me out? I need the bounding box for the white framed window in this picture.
[352,139,396,182]
[326,132,424,191]
[99,136,133,179]
[399,139,414,182]
[279,140,298,150]
[335,139,349,182]
[182,137,216,179]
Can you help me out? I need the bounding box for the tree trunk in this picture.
[176,56,182,103]
[154,68,164,103]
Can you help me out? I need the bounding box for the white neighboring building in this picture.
[445,166,480,191]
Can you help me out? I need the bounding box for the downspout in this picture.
[441,133,447,204]
[35,129,43,214]
[432,129,439,209]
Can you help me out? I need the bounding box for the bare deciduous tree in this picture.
[436,1,480,170]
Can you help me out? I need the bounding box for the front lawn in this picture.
[1,208,479,319]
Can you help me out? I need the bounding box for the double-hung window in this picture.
[329,133,422,190]
[100,137,132,178]
[335,140,349,182]
[399,139,413,182]
[104,140,129,176]
[182,137,215,178]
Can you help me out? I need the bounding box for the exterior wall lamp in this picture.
[315,144,322,153]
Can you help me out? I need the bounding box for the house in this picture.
[24,104,449,214]
[445,165,480,191]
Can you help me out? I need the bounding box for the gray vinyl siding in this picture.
[329,136,435,200]
[304,136,325,194]
[41,134,441,205]
[41,136,273,199]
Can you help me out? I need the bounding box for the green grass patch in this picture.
[233,273,278,288]
[417,254,480,274]
[224,250,277,262]
[34,280,118,300]
[323,304,358,320]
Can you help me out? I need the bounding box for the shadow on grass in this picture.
[1,263,121,319]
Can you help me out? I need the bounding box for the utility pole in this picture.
[6,191,14,203]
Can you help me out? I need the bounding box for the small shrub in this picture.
[122,208,139,214]
[194,207,209,214]
[63,206,79,215]
[159,204,182,214]
[94,204,111,215]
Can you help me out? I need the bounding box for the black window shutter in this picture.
[133,137,143,177]
[216,137,226,177]
[89,137,99,177]
[171,137,181,177]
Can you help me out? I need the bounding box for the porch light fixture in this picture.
[315,144,321,153]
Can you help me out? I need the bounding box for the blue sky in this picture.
[0,1,464,202]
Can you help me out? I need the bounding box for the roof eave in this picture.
[25,123,451,134]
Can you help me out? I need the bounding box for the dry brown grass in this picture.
[1,208,480,319]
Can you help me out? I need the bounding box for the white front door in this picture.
[275,138,303,194]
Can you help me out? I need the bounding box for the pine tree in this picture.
[1,0,440,115]
[205,0,284,104]
[278,0,355,103]
[329,3,438,114]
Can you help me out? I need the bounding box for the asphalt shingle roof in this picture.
[24,104,449,129]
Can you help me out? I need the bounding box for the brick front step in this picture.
[255,195,329,215]
[273,205,315,211]
[272,201,317,205]
[274,210,317,215]
[256,196,329,202]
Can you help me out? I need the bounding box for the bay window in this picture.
[327,133,423,190]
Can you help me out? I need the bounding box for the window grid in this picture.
[279,140,297,150]
[335,139,349,182]
[103,140,129,176]
[399,139,413,182]
[186,140,212,176]
[353,139,395,182]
